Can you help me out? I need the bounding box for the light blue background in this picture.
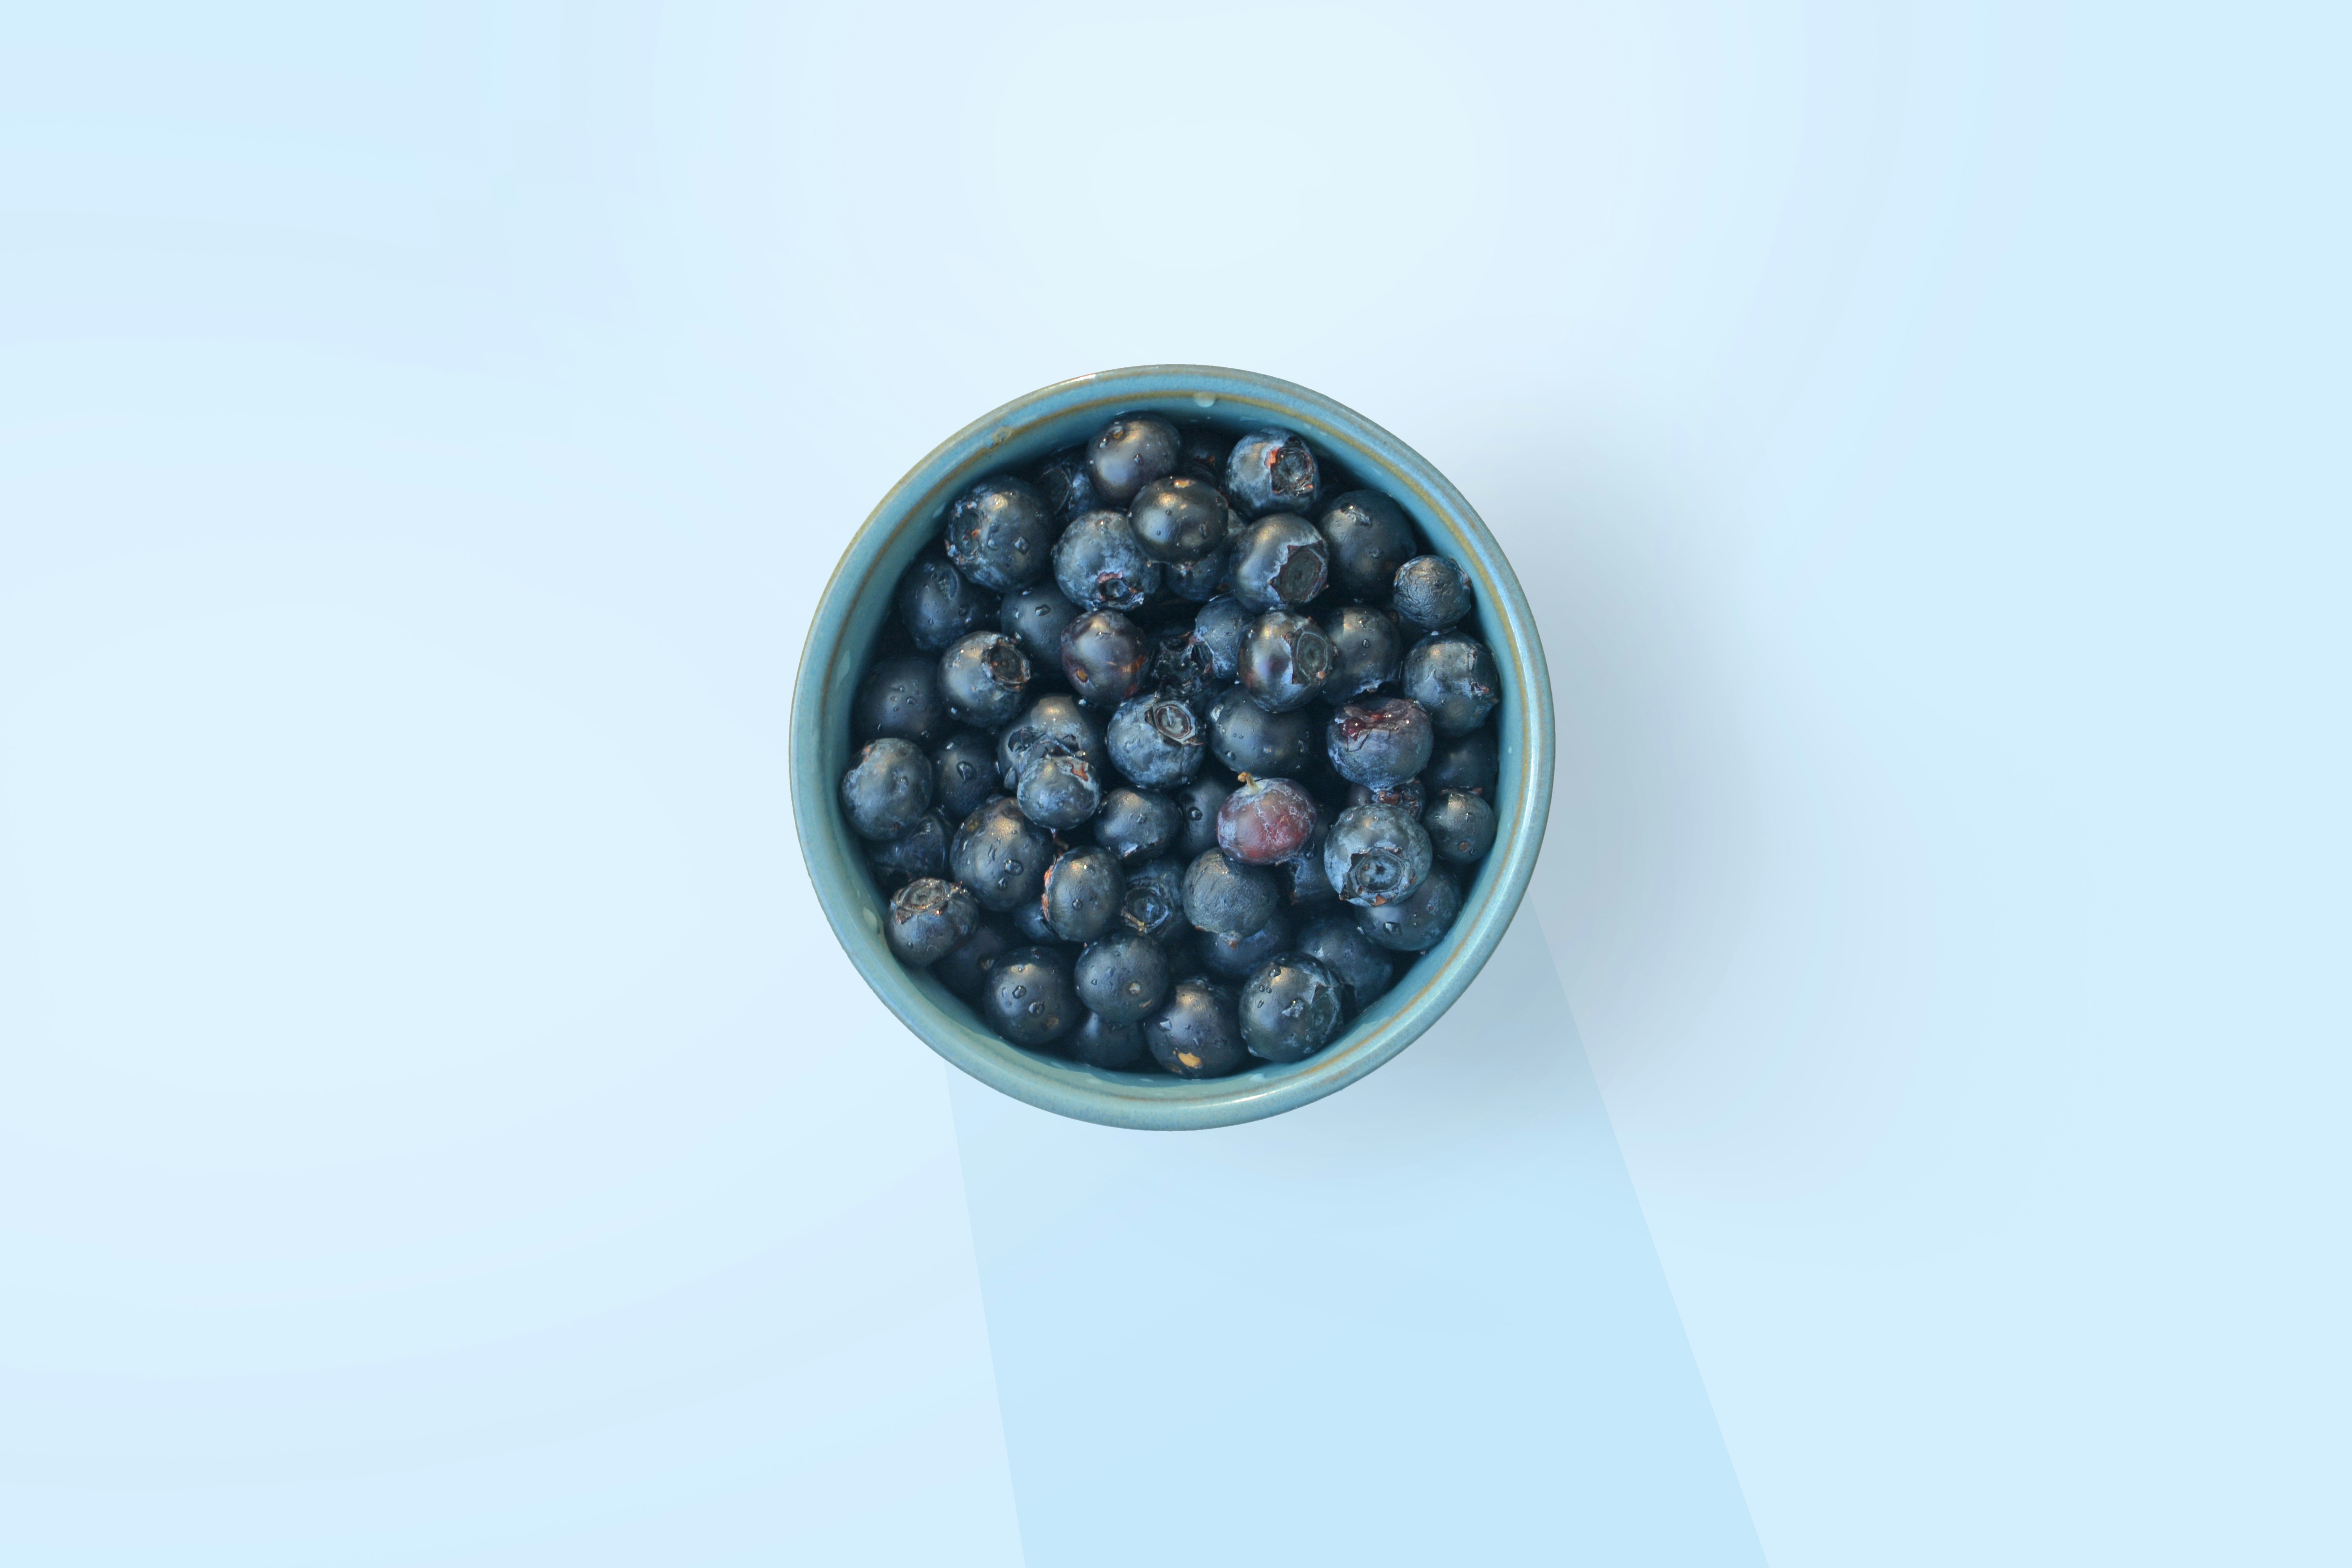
[1,3,2342,1563]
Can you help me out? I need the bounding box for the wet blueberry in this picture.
[933,920,1013,1003]
[1145,623,1218,705]
[982,946,1078,1047]
[1094,786,1181,863]
[950,796,1054,911]
[1324,605,1402,700]
[1325,696,1436,790]
[1297,915,1396,1015]
[896,557,996,652]
[1073,929,1171,1024]
[856,655,949,747]
[1319,491,1416,601]
[1426,726,1499,797]
[1239,954,1344,1063]
[1148,976,1248,1078]
[1129,475,1231,563]
[938,630,1031,729]
[1043,845,1124,942]
[944,476,1052,590]
[1323,802,1433,907]
[1352,867,1461,952]
[1161,549,1228,601]
[1192,595,1254,681]
[1423,788,1497,864]
[867,808,950,888]
[997,694,1104,788]
[1240,610,1333,713]
[1182,849,1279,937]
[886,877,981,966]
[1391,555,1474,631]
[1088,414,1182,504]
[1208,687,1317,777]
[1105,690,1207,789]
[998,581,1082,668]
[932,729,999,822]
[1065,1010,1151,1071]
[1216,776,1320,865]
[1120,856,1188,942]
[1173,773,1232,858]
[1015,743,1102,830]
[1059,608,1149,708]
[1227,513,1330,611]
[1401,632,1501,736]
[840,737,934,840]
[1054,509,1161,612]
[1033,446,1102,523]
[1279,824,1339,907]
[1198,909,1292,981]
[1225,428,1321,519]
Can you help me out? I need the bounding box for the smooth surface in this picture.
[791,365,1555,1130]
[2,3,2344,1565]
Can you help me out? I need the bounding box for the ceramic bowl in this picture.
[791,365,1553,1130]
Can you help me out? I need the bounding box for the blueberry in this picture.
[933,920,1013,1003]
[1120,856,1188,942]
[1148,976,1248,1078]
[944,476,1052,591]
[1239,955,1344,1063]
[1279,824,1339,907]
[1144,623,1217,705]
[1033,446,1102,523]
[1227,514,1330,611]
[1198,909,1292,981]
[950,796,1054,911]
[896,556,996,652]
[982,946,1078,1047]
[1161,549,1229,601]
[1319,491,1416,601]
[1391,555,1474,631]
[1129,476,1232,563]
[938,630,1031,729]
[1325,696,1436,790]
[856,655,949,747]
[1424,788,1497,864]
[1073,929,1171,1024]
[1297,915,1396,1015]
[840,737,933,840]
[1015,743,1101,830]
[1324,605,1402,700]
[1059,608,1149,709]
[886,877,981,966]
[996,694,1104,789]
[1173,774,1232,858]
[1094,786,1181,863]
[1010,895,1057,944]
[1044,845,1124,942]
[867,808,949,888]
[1401,633,1501,736]
[1053,509,1161,612]
[1178,425,1231,486]
[1426,726,1499,797]
[1105,690,1207,789]
[1323,803,1433,908]
[1192,595,1254,681]
[1065,1010,1151,1071]
[1216,776,1320,865]
[1353,867,1461,952]
[1207,687,1317,777]
[998,581,1082,668]
[1240,610,1333,713]
[1225,428,1321,519]
[1182,848,1279,937]
[932,729,999,822]
[1088,414,1182,504]
[1348,777,1427,818]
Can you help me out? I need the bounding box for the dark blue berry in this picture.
[1149,976,1248,1077]
[1197,909,1292,981]
[938,630,1031,729]
[1324,605,1402,700]
[886,877,981,966]
[1325,696,1436,789]
[932,729,999,822]
[1352,867,1461,953]
[1207,687,1317,777]
[1181,849,1278,937]
[1239,955,1344,1063]
[1093,786,1181,863]
[1129,476,1232,563]
[1089,414,1182,504]
[1192,595,1254,681]
[1073,930,1171,1024]
[1033,446,1102,523]
[855,655,949,746]
[1053,509,1161,612]
[896,556,996,652]
[1145,623,1217,704]
[1173,774,1231,858]
[998,581,1082,668]
[1044,845,1124,942]
[1161,549,1228,601]
[1065,1011,1149,1071]
[982,946,1078,1047]
[867,808,949,888]
[1426,726,1499,797]
[1424,788,1497,864]
[933,920,1013,1003]
[1011,895,1057,944]
[1059,609,1149,708]
[944,476,1052,591]
[1240,610,1332,712]
[1105,691,1207,789]
[1015,743,1101,830]
[996,694,1103,789]
[950,796,1054,911]
[1319,491,1416,601]
[1279,824,1338,907]
[1216,776,1319,865]
[1227,514,1330,611]
[1324,803,1433,908]
[1119,856,1188,942]
[1401,633,1501,736]
[1225,428,1321,519]
[840,737,933,840]
[1391,555,1474,631]
[1297,915,1396,1016]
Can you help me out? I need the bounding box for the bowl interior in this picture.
[792,367,1553,1130]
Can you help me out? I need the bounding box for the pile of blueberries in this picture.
[837,413,1503,1078]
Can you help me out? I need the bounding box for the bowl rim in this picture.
[790,365,1555,1131]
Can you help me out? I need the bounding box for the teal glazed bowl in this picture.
[791,366,1555,1130]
